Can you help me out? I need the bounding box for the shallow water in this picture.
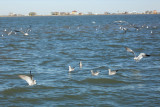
[0,15,160,106]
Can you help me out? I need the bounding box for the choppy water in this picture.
[0,15,160,106]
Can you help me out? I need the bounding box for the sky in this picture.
[0,0,160,15]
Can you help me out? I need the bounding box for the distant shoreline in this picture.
[0,14,159,18]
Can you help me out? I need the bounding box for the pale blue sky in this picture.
[0,0,160,15]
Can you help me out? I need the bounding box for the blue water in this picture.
[0,15,160,106]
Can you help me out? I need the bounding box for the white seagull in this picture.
[125,47,150,62]
[79,61,82,68]
[108,69,118,75]
[69,66,74,72]
[20,31,29,36]
[18,71,36,86]
[91,70,100,76]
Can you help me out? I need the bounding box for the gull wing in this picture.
[14,30,21,32]
[137,53,150,60]
[125,47,136,57]
[20,31,25,34]
[19,75,33,85]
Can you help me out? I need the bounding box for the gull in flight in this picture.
[108,69,118,75]
[8,31,13,36]
[79,61,82,68]
[14,30,29,36]
[91,70,100,76]
[125,47,150,62]
[69,66,74,72]
[18,71,36,86]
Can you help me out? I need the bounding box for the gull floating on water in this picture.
[18,71,36,86]
[91,70,100,76]
[92,21,96,24]
[20,31,29,36]
[125,47,150,62]
[79,61,82,68]
[69,66,74,72]
[108,69,118,75]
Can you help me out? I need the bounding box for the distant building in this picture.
[145,11,149,14]
[51,12,60,15]
[60,12,67,15]
[71,10,77,15]
[145,11,153,14]
[153,10,157,14]
[104,12,110,15]
[79,12,83,15]
[65,12,70,15]
[9,13,17,16]
[131,11,137,14]
[124,11,129,14]
[29,12,37,16]
[88,12,93,15]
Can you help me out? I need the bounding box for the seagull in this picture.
[125,47,150,62]
[108,69,118,75]
[92,21,96,24]
[8,31,13,36]
[20,31,29,36]
[14,30,29,36]
[69,66,74,72]
[91,70,100,76]
[122,27,127,33]
[18,71,36,86]
[79,61,82,68]
[146,26,149,29]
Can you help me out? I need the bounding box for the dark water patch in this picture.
[1,87,30,95]
[76,78,127,85]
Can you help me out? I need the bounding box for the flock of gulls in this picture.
[1,27,31,37]
[1,19,158,37]
[1,20,153,86]
[18,47,150,86]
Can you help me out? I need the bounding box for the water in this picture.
[0,15,160,106]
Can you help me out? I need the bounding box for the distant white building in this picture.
[9,12,17,16]
[71,10,78,15]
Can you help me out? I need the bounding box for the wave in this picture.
[75,78,127,84]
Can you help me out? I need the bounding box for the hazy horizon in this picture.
[0,0,160,15]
